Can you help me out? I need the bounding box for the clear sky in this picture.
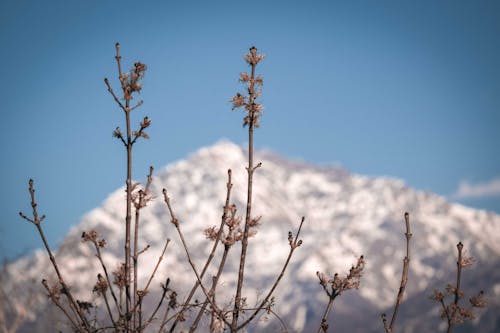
[1,0,499,261]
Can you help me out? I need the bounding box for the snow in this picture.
[5,140,500,332]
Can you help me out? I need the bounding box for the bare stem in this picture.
[136,238,170,312]
[382,212,412,333]
[189,243,230,332]
[237,217,305,330]
[20,180,91,332]
[318,297,336,333]
[170,169,233,332]
[232,46,259,332]
[139,278,170,332]
[133,191,142,329]
[41,279,81,332]
[446,242,464,333]
[162,189,231,328]
[94,244,122,316]
[105,43,148,331]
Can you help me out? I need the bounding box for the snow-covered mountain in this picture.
[4,140,500,332]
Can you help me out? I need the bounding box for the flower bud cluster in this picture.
[317,255,365,298]
[231,47,265,127]
[204,204,260,246]
[81,230,106,248]
[120,61,147,101]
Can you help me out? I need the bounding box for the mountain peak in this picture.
[5,142,500,332]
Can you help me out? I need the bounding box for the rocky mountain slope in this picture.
[4,140,500,332]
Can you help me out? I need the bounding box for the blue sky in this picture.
[1,0,499,261]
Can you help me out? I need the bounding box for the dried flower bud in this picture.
[169,291,178,309]
[137,290,148,297]
[77,300,94,313]
[248,216,261,227]
[231,93,246,110]
[459,252,475,268]
[254,75,264,86]
[211,317,224,333]
[204,226,219,241]
[469,291,487,308]
[141,116,151,128]
[112,127,123,138]
[316,271,328,287]
[239,72,250,82]
[93,274,108,296]
[244,47,265,65]
[430,289,444,301]
[81,230,99,243]
[243,116,251,127]
[112,263,126,290]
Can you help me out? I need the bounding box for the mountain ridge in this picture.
[3,140,500,332]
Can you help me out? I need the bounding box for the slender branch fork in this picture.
[20,180,92,332]
[162,189,233,326]
[172,169,234,333]
[316,255,365,333]
[230,46,265,332]
[104,42,152,332]
[381,212,412,333]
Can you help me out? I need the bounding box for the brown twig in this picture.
[93,273,118,331]
[231,46,265,332]
[171,169,233,332]
[189,243,230,332]
[237,217,305,330]
[381,212,412,333]
[88,237,122,317]
[135,277,170,332]
[133,191,142,329]
[132,166,155,328]
[430,242,487,333]
[144,239,170,296]
[316,255,365,333]
[41,279,81,332]
[20,180,92,332]
[105,43,148,331]
[162,189,231,328]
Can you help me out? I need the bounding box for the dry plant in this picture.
[19,44,304,333]
[16,44,489,333]
[381,212,412,333]
[430,242,487,333]
[316,255,365,333]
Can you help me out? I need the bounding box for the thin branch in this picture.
[139,278,170,331]
[232,46,264,332]
[162,189,231,328]
[170,169,233,333]
[316,255,365,333]
[93,242,121,315]
[382,212,412,333]
[20,180,91,332]
[447,242,464,333]
[318,297,335,333]
[189,243,230,332]
[133,190,143,329]
[41,279,80,332]
[104,78,126,113]
[95,274,118,331]
[143,239,171,295]
[237,217,305,330]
